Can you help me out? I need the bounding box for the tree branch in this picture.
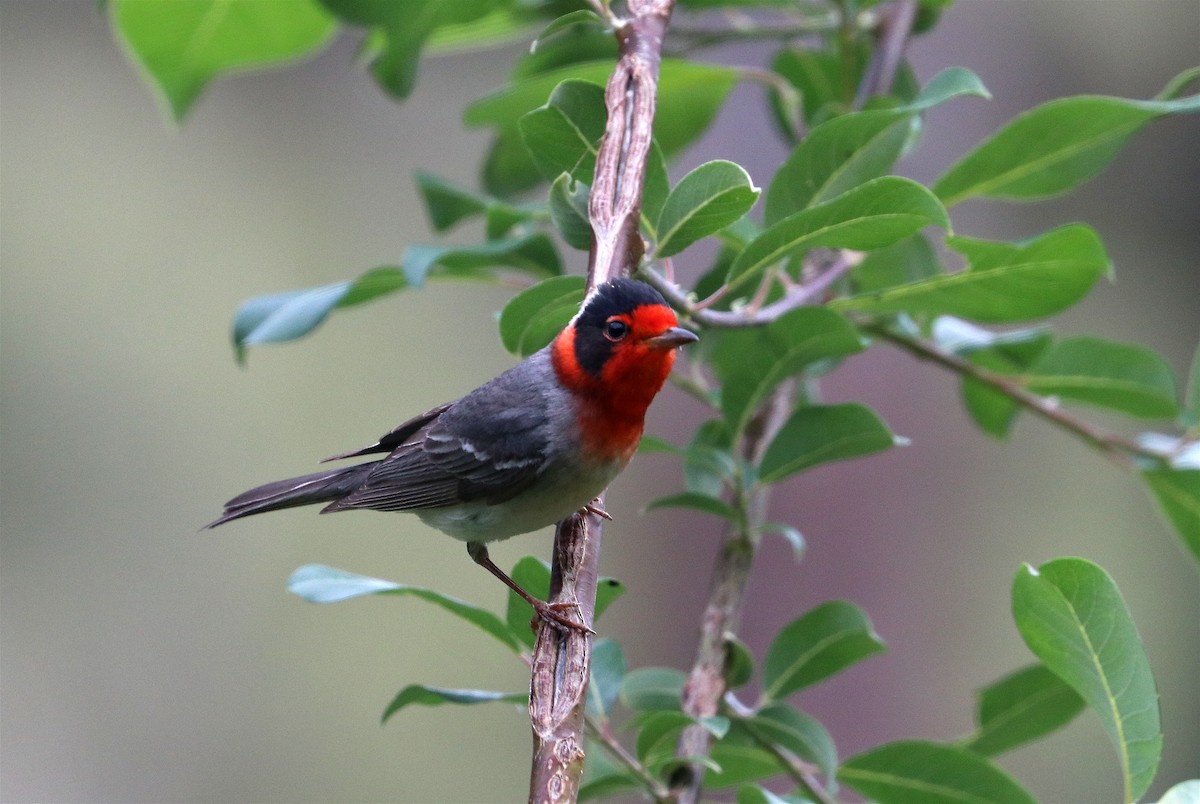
[670,384,794,802]
[862,322,1166,470]
[528,3,675,802]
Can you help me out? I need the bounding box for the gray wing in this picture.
[324,352,563,513]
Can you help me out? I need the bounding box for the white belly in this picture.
[416,459,621,542]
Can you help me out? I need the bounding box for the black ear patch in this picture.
[572,279,668,378]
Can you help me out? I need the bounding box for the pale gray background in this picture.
[2,2,1198,802]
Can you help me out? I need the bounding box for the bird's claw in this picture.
[530,600,595,635]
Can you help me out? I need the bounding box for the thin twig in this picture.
[862,322,1164,470]
[671,384,794,803]
[640,250,862,328]
[584,715,674,802]
[854,0,917,109]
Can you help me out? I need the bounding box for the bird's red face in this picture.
[552,279,698,462]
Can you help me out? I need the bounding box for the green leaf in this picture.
[532,9,604,51]
[765,111,914,225]
[1025,336,1178,419]
[519,80,608,183]
[771,47,865,127]
[549,174,592,250]
[755,521,806,562]
[320,0,493,100]
[935,73,1200,205]
[903,66,991,111]
[587,639,627,718]
[655,161,760,258]
[759,404,895,484]
[852,234,941,294]
[1142,469,1200,564]
[579,748,642,801]
[620,666,685,712]
[594,575,625,622]
[751,703,838,783]
[728,177,949,295]
[381,685,525,724]
[638,434,684,455]
[288,564,522,652]
[707,727,788,790]
[414,172,488,231]
[636,710,694,765]
[113,0,336,121]
[641,140,671,231]
[763,601,885,700]
[736,785,799,804]
[467,59,738,158]
[401,233,562,286]
[231,266,408,362]
[711,308,865,437]
[723,633,755,689]
[963,664,1085,756]
[1155,780,1200,804]
[497,275,585,357]
[955,327,1053,439]
[833,224,1109,323]
[1012,559,1162,802]
[644,492,737,522]
[503,555,551,650]
[840,740,1036,804]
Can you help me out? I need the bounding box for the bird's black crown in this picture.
[577,279,668,328]
[572,279,670,378]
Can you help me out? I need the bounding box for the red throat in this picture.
[552,304,680,463]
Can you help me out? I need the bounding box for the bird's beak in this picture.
[644,326,699,350]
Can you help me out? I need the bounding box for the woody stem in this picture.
[528,3,676,803]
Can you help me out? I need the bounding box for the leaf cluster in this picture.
[110,1,1200,801]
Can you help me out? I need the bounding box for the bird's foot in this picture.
[529,599,595,635]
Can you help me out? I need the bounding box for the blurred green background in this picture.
[2,2,1197,802]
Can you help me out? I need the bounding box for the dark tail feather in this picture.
[205,463,377,528]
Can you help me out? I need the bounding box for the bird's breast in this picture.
[416,453,624,543]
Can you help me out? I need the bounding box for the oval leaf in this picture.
[656,161,760,257]
[498,275,585,356]
[587,639,627,718]
[549,174,592,250]
[751,703,838,783]
[620,666,685,712]
[288,564,521,652]
[466,59,737,158]
[765,110,914,225]
[1012,559,1162,802]
[840,740,1036,804]
[381,684,525,724]
[1025,336,1178,419]
[763,600,885,700]
[963,663,1085,757]
[1142,468,1200,565]
[114,0,336,121]
[834,224,1109,323]
[727,177,949,295]
[711,307,866,437]
[644,492,737,522]
[759,403,895,484]
[519,79,607,183]
[935,77,1200,205]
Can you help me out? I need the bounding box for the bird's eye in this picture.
[604,318,629,342]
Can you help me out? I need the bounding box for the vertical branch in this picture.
[528,2,675,802]
[671,384,794,802]
[667,2,919,798]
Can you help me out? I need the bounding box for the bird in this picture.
[206,278,698,631]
